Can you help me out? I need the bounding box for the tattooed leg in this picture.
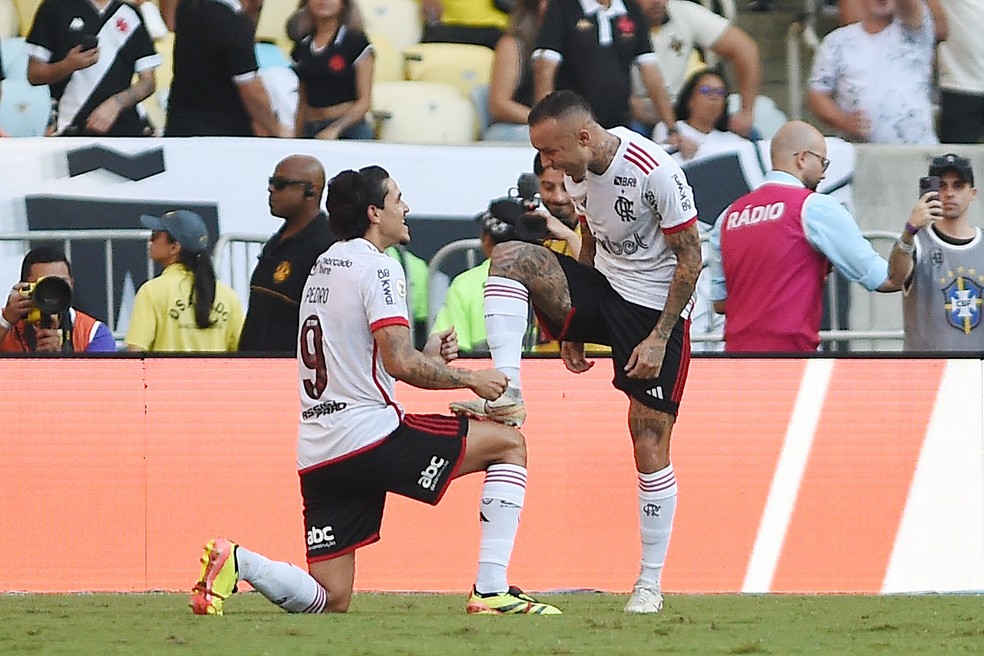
[488,241,572,326]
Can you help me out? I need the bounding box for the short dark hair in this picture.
[532,152,544,176]
[326,165,391,240]
[21,246,71,281]
[675,67,730,132]
[528,90,595,127]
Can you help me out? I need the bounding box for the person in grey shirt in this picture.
[888,153,984,352]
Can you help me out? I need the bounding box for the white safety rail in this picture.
[786,1,822,120]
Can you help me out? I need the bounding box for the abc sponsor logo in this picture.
[307,525,335,548]
[418,456,449,491]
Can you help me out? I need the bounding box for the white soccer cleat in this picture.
[449,387,526,428]
[623,585,663,614]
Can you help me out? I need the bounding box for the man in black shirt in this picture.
[25,0,159,136]
[165,0,288,137]
[239,155,334,352]
[532,0,691,154]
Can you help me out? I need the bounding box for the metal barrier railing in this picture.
[0,229,154,334]
[1,227,906,351]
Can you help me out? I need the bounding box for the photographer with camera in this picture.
[1,247,116,353]
[888,153,983,351]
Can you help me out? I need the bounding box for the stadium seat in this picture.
[374,87,476,144]
[370,80,460,112]
[11,0,40,36]
[1,35,27,79]
[470,83,491,139]
[255,0,296,54]
[402,42,493,99]
[368,32,401,83]
[0,77,50,135]
[727,93,788,140]
[0,0,18,38]
[356,0,421,52]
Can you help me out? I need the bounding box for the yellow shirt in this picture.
[420,0,508,29]
[126,264,244,352]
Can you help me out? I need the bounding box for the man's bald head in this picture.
[770,121,828,190]
[278,154,326,194]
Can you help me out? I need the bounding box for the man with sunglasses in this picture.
[239,155,334,352]
[707,120,913,352]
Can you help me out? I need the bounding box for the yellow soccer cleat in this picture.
[465,586,562,615]
[190,538,239,616]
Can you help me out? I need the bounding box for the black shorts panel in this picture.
[539,253,691,415]
[301,413,467,562]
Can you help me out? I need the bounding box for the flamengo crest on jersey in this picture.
[566,126,698,313]
[295,238,410,471]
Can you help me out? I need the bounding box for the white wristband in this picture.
[895,237,915,254]
[0,312,12,330]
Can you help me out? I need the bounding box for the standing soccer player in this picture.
[451,90,702,614]
[190,166,560,616]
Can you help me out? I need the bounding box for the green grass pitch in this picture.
[1,592,981,655]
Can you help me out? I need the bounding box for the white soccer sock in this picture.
[636,464,678,590]
[236,546,327,613]
[474,464,527,595]
[483,276,529,390]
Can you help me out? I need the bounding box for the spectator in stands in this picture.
[888,153,983,351]
[292,0,374,140]
[708,120,913,352]
[936,0,983,144]
[25,0,160,136]
[838,0,947,41]
[1,247,116,353]
[420,0,508,49]
[165,0,290,137]
[807,0,937,145]
[651,67,744,157]
[532,0,694,156]
[484,0,542,142]
[126,210,244,352]
[239,156,333,353]
[630,0,761,139]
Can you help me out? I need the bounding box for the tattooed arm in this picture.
[625,222,702,379]
[374,324,507,400]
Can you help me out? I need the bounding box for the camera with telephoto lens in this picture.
[22,276,73,325]
[494,172,549,244]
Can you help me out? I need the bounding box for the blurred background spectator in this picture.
[630,0,760,139]
[292,0,374,140]
[807,0,937,144]
[165,0,288,137]
[935,0,984,144]
[420,0,507,49]
[25,0,160,136]
[484,0,542,142]
[651,67,745,155]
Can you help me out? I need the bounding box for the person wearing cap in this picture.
[125,210,244,352]
[708,120,915,352]
[888,153,983,351]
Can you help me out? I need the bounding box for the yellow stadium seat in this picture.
[370,80,460,112]
[402,42,493,99]
[11,0,40,36]
[355,0,421,52]
[373,86,476,144]
[368,32,401,83]
[0,0,18,38]
[255,0,296,53]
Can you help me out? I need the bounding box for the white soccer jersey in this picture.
[566,126,698,311]
[295,238,409,470]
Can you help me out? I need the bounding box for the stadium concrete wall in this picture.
[1,357,981,594]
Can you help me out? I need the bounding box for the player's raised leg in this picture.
[450,242,573,427]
